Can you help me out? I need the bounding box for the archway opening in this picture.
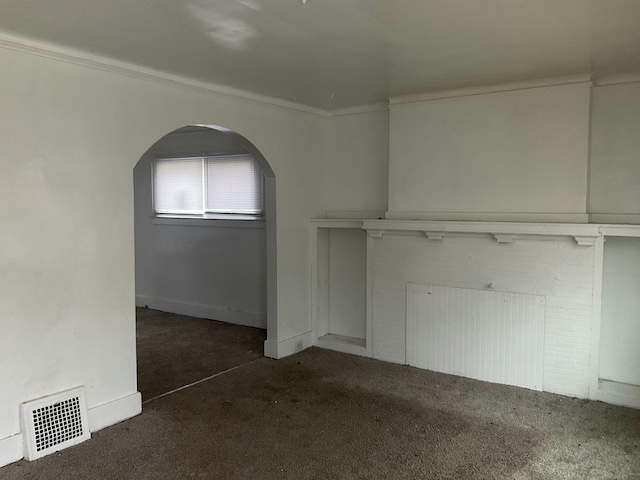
[133,125,276,399]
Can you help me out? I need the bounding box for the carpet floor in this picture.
[135,307,266,401]
[2,309,639,479]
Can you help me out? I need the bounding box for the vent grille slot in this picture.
[33,397,83,452]
[21,387,90,460]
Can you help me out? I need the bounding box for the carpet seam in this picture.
[142,358,263,404]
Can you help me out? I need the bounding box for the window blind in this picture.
[153,155,263,216]
[206,156,263,214]
[153,157,204,214]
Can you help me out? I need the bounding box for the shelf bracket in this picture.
[573,235,598,246]
[424,231,444,240]
[492,233,516,244]
[366,229,385,239]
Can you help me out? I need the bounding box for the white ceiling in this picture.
[1,0,640,110]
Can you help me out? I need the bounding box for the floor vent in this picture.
[21,386,91,461]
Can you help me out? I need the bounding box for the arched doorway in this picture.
[133,125,277,398]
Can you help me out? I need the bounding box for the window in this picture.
[153,155,263,217]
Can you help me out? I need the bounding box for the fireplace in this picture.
[311,219,640,408]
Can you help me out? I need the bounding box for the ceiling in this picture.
[1,0,640,110]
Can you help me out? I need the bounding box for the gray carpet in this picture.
[3,310,639,479]
[135,307,266,400]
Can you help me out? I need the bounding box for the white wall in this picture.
[3,30,640,461]
[328,228,367,339]
[600,237,640,386]
[134,129,267,328]
[0,43,326,447]
[590,82,640,221]
[388,83,591,220]
[326,110,389,216]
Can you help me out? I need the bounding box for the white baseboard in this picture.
[0,433,23,468]
[596,380,640,410]
[315,335,368,357]
[264,331,313,359]
[88,392,142,432]
[385,211,590,223]
[136,295,266,329]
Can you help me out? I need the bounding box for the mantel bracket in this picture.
[424,231,444,240]
[492,233,516,244]
[573,235,598,246]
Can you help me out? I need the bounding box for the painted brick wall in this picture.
[370,233,594,398]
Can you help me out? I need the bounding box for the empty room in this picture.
[1,1,639,478]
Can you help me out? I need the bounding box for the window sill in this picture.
[151,215,265,229]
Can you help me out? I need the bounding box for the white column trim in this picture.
[589,236,605,400]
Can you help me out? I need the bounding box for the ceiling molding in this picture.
[0,31,330,117]
[6,30,637,117]
[594,72,640,87]
[328,103,389,117]
[389,74,593,106]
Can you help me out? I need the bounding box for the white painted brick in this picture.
[549,298,592,308]
[543,375,589,387]
[545,311,580,321]
[544,384,589,398]
[543,371,589,384]
[546,345,581,356]
[544,371,588,383]
[371,232,596,399]
[545,323,580,334]
[535,289,561,297]
[546,333,591,342]
[544,350,590,361]
[551,341,591,354]
[543,363,583,373]
[570,311,594,320]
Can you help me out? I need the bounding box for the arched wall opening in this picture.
[133,125,277,355]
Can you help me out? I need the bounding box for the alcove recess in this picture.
[311,219,368,356]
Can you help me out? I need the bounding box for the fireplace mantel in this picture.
[310,217,640,409]
[361,219,640,244]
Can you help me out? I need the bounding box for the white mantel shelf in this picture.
[355,219,640,244]
[310,218,366,229]
[310,218,640,242]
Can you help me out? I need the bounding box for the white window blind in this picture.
[153,155,263,216]
[153,157,204,214]
[206,156,263,214]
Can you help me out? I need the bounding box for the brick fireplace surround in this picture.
[311,219,640,409]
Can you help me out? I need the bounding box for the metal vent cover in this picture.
[21,386,91,460]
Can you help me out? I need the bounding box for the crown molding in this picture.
[7,31,633,117]
[328,102,389,117]
[389,74,593,106]
[0,31,329,117]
